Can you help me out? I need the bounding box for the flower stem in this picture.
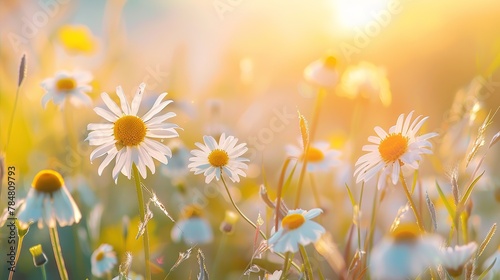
[41,265,48,280]
[399,170,425,232]
[8,236,23,280]
[299,244,314,280]
[132,164,151,280]
[49,226,69,280]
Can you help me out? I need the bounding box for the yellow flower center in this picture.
[32,170,64,193]
[391,224,420,244]
[208,149,229,167]
[56,77,77,91]
[378,133,409,163]
[182,205,203,219]
[303,147,325,162]
[95,251,105,261]
[281,213,306,230]
[323,55,337,68]
[114,115,147,147]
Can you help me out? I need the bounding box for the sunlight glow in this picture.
[335,0,390,28]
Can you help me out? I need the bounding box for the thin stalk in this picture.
[294,88,326,208]
[212,234,228,279]
[41,265,48,280]
[5,86,21,151]
[8,236,24,280]
[49,226,69,280]
[280,252,293,280]
[399,169,425,232]
[299,245,314,280]
[132,164,151,280]
[309,174,322,210]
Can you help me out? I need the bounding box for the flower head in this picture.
[439,242,477,277]
[17,170,82,228]
[41,70,93,109]
[304,55,339,89]
[86,83,180,182]
[29,244,48,267]
[58,24,97,55]
[188,133,248,184]
[286,140,340,172]
[268,208,325,253]
[339,61,392,107]
[369,224,442,280]
[354,111,438,187]
[171,205,213,245]
[91,244,118,277]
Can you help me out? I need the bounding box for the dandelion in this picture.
[268,208,325,253]
[439,242,477,277]
[86,83,179,182]
[354,111,438,186]
[339,61,392,107]
[17,170,81,228]
[91,244,118,278]
[40,70,93,109]
[303,55,339,89]
[286,140,340,172]
[188,133,248,184]
[171,205,213,245]
[369,224,442,280]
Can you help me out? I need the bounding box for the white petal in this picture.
[130,83,145,115]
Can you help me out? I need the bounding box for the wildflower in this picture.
[219,210,239,234]
[354,111,438,187]
[268,208,325,253]
[40,70,93,109]
[303,55,339,89]
[91,244,118,277]
[439,242,477,277]
[188,133,248,184]
[58,24,97,55]
[17,170,81,228]
[285,140,340,172]
[171,205,213,245]
[160,139,190,178]
[86,83,179,182]
[369,224,442,280]
[29,244,48,267]
[339,61,392,107]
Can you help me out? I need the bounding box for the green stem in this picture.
[8,236,23,280]
[299,245,314,280]
[41,265,48,280]
[280,252,293,280]
[132,164,151,280]
[49,226,69,280]
[399,169,425,232]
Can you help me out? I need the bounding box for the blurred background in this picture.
[1,0,500,279]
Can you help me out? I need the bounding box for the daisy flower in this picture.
[303,55,339,89]
[171,205,213,245]
[91,244,118,277]
[86,83,179,182]
[188,133,248,184]
[286,140,340,172]
[268,208,325,253]
[439,242,477,277]
[369,224,442,280]
[40,70,93,109]
[17,170,82,228]
[354,111,438,186]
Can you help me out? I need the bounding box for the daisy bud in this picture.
[29,244,48,267]
[220,210,239,235]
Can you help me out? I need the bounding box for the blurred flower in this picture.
[439,242,477,277]
[87,83,180,182]
[219,210,239,234]
[17,170,81,228]
[40,70,93,109]
[171,205,213,245]
[354,111,438,187]
[268,208,325,253]
[91,244,118,277]
[339,61,392,107]
[303,55,339,89]
[58,24,97,55]
[29,244,48,267]
[265,270,282,280]
[188,133,249,184]
[370,224,442,280]
[286,140,340,172]
[160,139,190,179]
[483,248,500,280]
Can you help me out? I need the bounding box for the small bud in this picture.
[220,210,239,235]
[29,244,48,267]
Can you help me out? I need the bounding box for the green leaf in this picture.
[435,181,457,227]
[478,258,497,280]
[458,171,485,212]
